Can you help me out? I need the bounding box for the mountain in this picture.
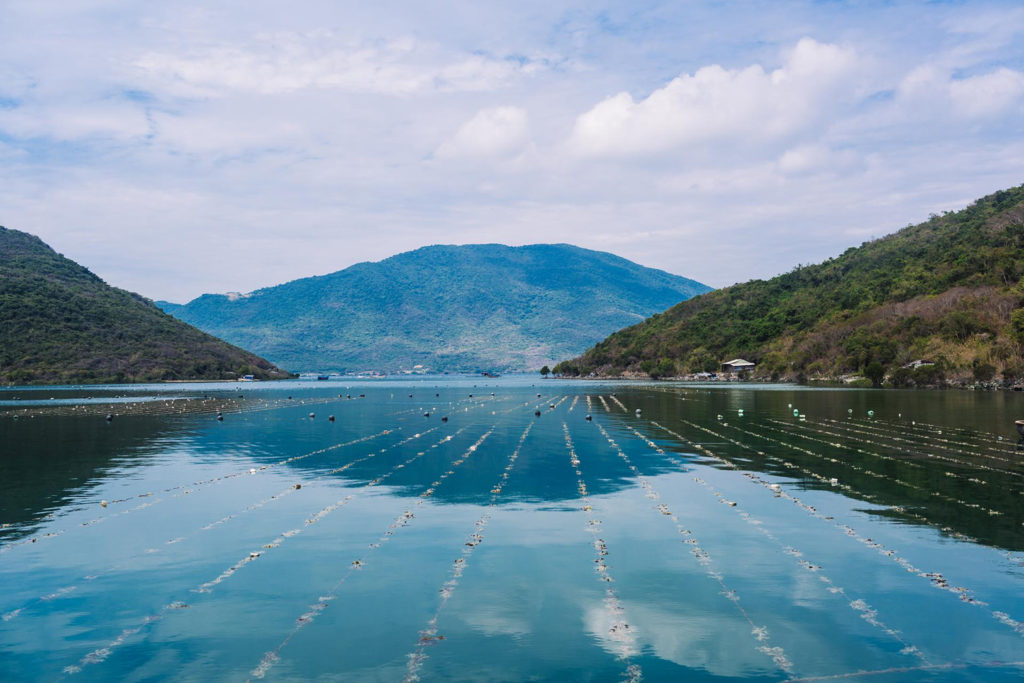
[0,227,290,384]
[557,183,1024,386]
[157,243,711,373]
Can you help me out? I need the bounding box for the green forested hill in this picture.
[158,244,711,373]
[557,184,1024,385]
[0,227,289,384]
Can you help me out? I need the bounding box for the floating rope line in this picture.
[700,415,1004,520]
[0,392,346,420]
[680,468,930,666]
[863,415,1019,450]
[755,419,1007,517]
[0,429,395,555]
[402,421,534,682]
[3,429,443,624]
[592,420,794,676]
[608,395,628,413]
[722,420,928,498]
[831,415,1015,459]
[59,426,475,677]
[758,418,1024,570]
[1,390,502,545]
[197,427,474,595]
[569,396,579,412]
[647,420,1024,640]
[768,417,1021,484]
[562,422,642,683]
[681,417,1004,549]
[598,396,611,413]
[249,427,496,679]
[785,659,1024,682]
[586,395,594,411]
[813,417,1024,475]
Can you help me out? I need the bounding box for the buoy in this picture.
[100,500,107,507]
[105,413,113,422]
[360,394,365,398]
[309,412,315,419]
[424,412,430,417]
[217,415,224,421]
[534,410,541,417]
[848,408,853,414]
[469,394,473,398]
[328,415,335,422]
[793,409,799,416]
[441,416,448,422]
[585,414,592,421]
[867,410,874,417]
[294,484,302,490]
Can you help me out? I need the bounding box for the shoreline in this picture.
[554,374,1024,391]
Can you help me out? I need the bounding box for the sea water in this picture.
[1,378,1022,681]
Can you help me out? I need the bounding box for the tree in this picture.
[540,365,550,377]
[864,361,886,388]
[972,360,995,382]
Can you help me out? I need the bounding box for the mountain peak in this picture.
[161,243,711,373]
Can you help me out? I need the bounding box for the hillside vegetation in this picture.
[0,227,289,384]
[159,243,711,373]
[557,184,1024,386]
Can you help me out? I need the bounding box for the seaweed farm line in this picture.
[1,379,1023,681]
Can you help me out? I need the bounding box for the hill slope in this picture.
[158,243,711,373]
[557,184,1024,385]
[0,227,289,384]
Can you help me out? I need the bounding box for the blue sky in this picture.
[1,0,1023,301]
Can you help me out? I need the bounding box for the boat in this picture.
[481,372,501,378]
[316,375,330,381]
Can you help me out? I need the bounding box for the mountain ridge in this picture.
[159,243,711,373]
[556,183,1024,386]
[0,227,290,384]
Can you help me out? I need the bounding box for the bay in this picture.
[1,378,1022,681]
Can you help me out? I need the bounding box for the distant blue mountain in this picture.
[158,243,711,373]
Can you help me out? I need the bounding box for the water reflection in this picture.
[1,381,1022,681]
[0,414,173,540]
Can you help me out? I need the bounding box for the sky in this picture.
[1,0,1023,302]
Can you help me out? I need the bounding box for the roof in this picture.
[722,358,755,366]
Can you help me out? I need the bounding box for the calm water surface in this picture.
[1,378,1022,681]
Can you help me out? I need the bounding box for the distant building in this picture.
[902,359,934,369]
[721,358,756,373]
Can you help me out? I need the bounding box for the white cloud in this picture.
[0,102,151,142]
[135,32,540,98]
[777,144,861,176]
[949,68,1024,118]
[897,65,1024,120]
[567,38,859,158]
[435,106,530,159]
